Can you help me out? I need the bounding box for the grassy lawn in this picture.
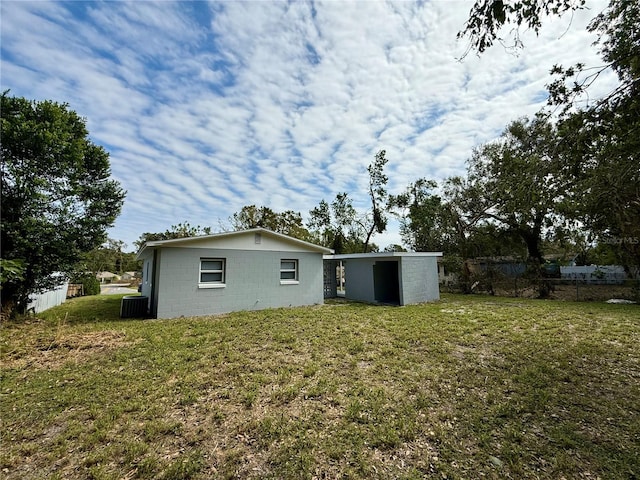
[1,294,638,479]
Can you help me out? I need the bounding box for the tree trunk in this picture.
[363,224,375,253]
[519,226,552,298]
[521,230,543,265]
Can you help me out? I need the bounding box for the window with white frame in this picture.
[199,258,225,288]
[280,259,298,284]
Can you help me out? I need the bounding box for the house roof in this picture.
[96,271,117,278]
[136,228,334,259]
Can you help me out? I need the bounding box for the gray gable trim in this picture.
[137,228,333,259]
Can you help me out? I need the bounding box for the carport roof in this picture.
[324,252,442,260]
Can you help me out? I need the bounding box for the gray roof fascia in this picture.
[136,227,333,259]
[324,252,443,260]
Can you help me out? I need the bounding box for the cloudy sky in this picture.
[1,1,615,251]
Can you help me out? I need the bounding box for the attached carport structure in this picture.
[323,252,442,306]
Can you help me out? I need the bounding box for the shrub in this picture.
[71,274,101,296]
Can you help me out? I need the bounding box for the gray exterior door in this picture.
[373,261,400,304]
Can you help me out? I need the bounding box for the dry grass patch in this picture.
[3,327,133,370]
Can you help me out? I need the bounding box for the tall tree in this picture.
[79,238,139,276]
[390,178,449,252]
[458,0,587,55]
[230,205,313,241]
[468,117,563,265]
[551,0,640,267]
[556,98,640,267]
[1,93,125,314]
[308,193,364,253]
[440,175,496,259]
[362,150,390,253]
[546,0,638,111]
[308,150,389,253]
[460,0,640,268]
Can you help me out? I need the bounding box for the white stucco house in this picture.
[136,228,333,319]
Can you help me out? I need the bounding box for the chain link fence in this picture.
[440,267,640,302]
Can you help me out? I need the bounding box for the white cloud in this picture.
[0,0,616,250]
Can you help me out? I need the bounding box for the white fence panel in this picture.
[560,265,627,284]
[28,281,69,313]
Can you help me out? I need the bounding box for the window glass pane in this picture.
[201,272,223,282]
[201,260,222,270]
[281,271,296,280]
[281,260,296,270]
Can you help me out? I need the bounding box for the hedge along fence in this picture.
[68,274,101,296]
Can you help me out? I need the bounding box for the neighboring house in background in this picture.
[120,271,137,281]
[437,258,457,286]
[136,228,333,319]
[324,252,442,305]
[560,265,630,284]
[97,271,118,283]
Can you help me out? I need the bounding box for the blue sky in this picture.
[1,1,615,251]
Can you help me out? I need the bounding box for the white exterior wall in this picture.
[154,247,324,318]
[343,258,377,304]
[399,256,440,304]
[336,254,441,306]
[140,257,152,299]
